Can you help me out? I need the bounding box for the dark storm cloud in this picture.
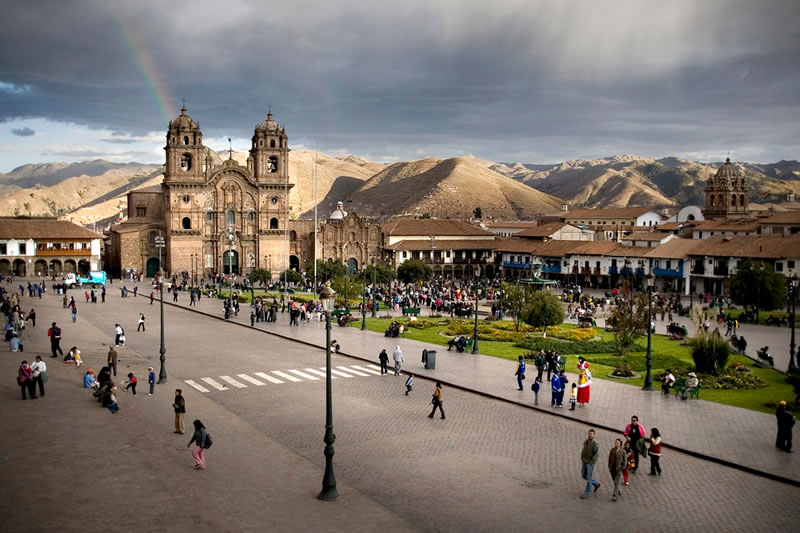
[11,127,35,136]
[1,0,798,163]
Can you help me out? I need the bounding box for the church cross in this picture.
[228,137,232,160]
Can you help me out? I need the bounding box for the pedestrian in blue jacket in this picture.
[551,373,562,407]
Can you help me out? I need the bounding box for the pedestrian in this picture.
[124,372,137,395]
[569,383,578,411]
[71,303,78,322]
[114,323,123,346]
[608,438,626,501]
[150,291,154,305]
[133,286,138,297]
[428,381,445,419]
[623,415,646,473]
[647,428,663,476]
[48,322,63,358]
[535,351,545,383]
[28,308,36,328]
[101,286,106,303]
[17,360,35,400]
[173,289,178,303]
[148,367,156,395]
[551,371,562,407]
[662,369,676,395]
[31,355,47,398]
[173,389,186,434]
[515,355,526,391]
[188,420,209,470]
[378,349,389,375]
[137,313,146,332]
[776,401,795,452]
[531,379,540,405]
[405,373,413,395]
[392,345,404,375]
[107,386,120,413]
[250,310,255,327]
[107,346,118,377]
[580,428,601,499]
[622,440,634,485]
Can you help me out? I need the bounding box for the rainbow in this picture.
[107,7,175,125]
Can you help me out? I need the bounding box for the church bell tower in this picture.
[164,106,205,182]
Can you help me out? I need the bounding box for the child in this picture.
[569,383,578,411]
[148,367,156,395]
[623,440,634,485]
[531,380,540,405]
[108,386,119,413]
[405,373,413,395]
[124,372,137,395]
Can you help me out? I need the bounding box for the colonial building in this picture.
[0,217,102,277]
[701,157,750,219]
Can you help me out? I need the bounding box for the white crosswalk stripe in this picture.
[255,372,284,384]
[353,365,382,375]
[288,369,320,380]
[220,375,247,388]
[326,367,355,378]
[201,377,228,391]
[184,365,376,393]
[184,379,210,393]
[336,365,369,376]
[304,368,334,379]
[271,370,302,382]
[237,374,265,386]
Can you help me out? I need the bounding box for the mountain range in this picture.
[1,152,798,227]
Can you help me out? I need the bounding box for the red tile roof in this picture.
[385,239,498,251]
[0,217,102,240]
[382,219,493,237]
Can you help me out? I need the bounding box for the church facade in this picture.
[105,108,382,279]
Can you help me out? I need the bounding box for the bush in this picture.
[589,353,687,372]
[611,365,635,377]
[545,326,597,342]
[687,330,731,375]
[516,337,642,355]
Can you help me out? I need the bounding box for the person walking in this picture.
[173,389,186,434]
[624,415,646,473]
[551,371,562,407]
[114,323,123,346]
[188,420,208,470]
[48,322,63,358]
[648,428,663,475]
[148,367,156,395]
[137,313,146,332]
[622,440,634,486]
[28,308,36,328]
[107,346,118,377]
[124,372,137,395]
[531,379,540,405]
[428,382,445,419]
[378,349,389,375]
[405,373,414,395]
[71,303,78,322]
[515,355,526,391]
[18,360,36,400]
[580,428,601,499]
[31,355,47,398]
[392,345,404,375]
[776,401,795,452]
[608,438,626,501]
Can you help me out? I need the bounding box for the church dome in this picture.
[170,107,199,129]
[328,201,347,220]
[714,157,741,180]
[256,112,281,133]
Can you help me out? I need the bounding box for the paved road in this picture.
[1,282,798,532]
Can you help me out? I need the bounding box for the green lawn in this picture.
[350,317,794,414]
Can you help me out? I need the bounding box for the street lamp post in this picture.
[318,283,338,501]
[157,272,167,384]
[472,277,480,354]
[361,270,368,331]
[788,275,798,372]
[226,226,235,301]
[642,272,655,391]
[371,258,377,319]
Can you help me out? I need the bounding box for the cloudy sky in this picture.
[0,0,798,172]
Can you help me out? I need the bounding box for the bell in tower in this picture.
[250,110,290,183]
[165,106,205,182]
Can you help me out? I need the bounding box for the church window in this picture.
[732,194,736,206]
[183,136,189,145]
[181,217,191,230]
[271,196,278,204]
[739,194,745,207]
[259,140,263,147]
[717,194,723,206]
[710,196,715,207]
[206,211,213,222]
[171,136,175,144]
[270,139,276,148]
[270,217,279,229]
[180,153,192,171]
[227,210,235,226]
[290,230,297,241]
[182,195,190,204]
[248,212,255,222]
[136,207,147,217]
[205,254,214,268]
[268,156,278,173]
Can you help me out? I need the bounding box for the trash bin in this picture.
[424,349,436,370]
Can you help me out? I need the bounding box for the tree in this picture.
[499,282,527,332]
[314,259,347,282]
[359,263,395,286]
[332,275,363,307]
[608,292,649,356]
[397,259,432,284]
[520,291,564,333]
[473,207,482,219]
[280,269,302,284]
[251,268,271,288]
[730,259,786,312]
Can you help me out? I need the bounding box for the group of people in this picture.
[580,416,663,501]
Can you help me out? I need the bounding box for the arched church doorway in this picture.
[223,250,239,275]
[289,255,300,272]
[347,257,358,275]
[146,257,160,278]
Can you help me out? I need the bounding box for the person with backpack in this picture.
[187,419,211,470]
[48,322,63,358]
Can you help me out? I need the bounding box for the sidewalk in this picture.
[156,287,799,486]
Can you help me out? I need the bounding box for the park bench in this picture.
[673,378,700,399]
[331,309,351,317]
[402,307,421,317]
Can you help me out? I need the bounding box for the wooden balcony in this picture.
[36,249,91,257]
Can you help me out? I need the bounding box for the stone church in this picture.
[105,108,382,279]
